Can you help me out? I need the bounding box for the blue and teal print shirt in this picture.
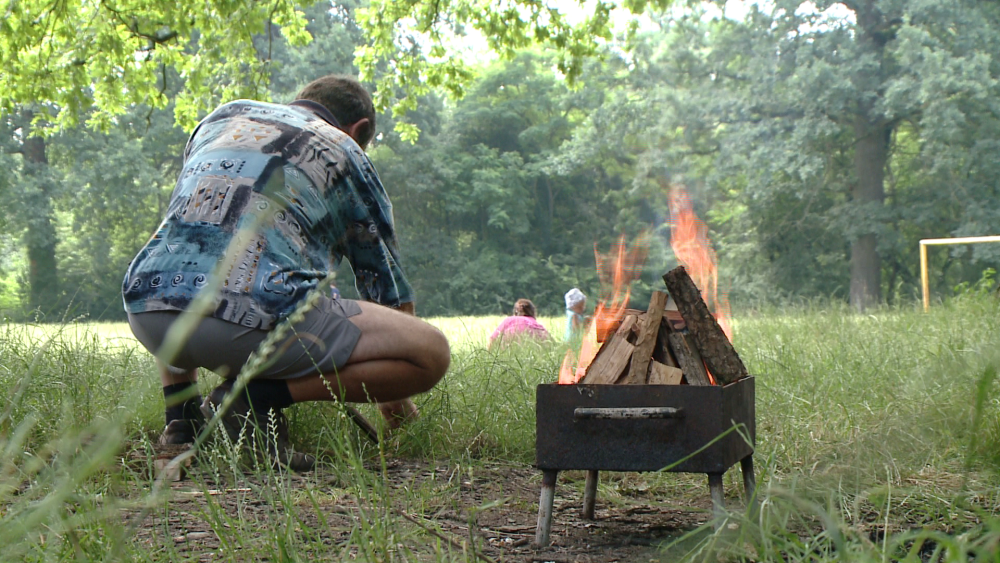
[122,100,413,329]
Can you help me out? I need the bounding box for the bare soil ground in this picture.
[124,445,725,562]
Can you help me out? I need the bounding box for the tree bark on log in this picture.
[662,266,748,385]
[667,333,711,386]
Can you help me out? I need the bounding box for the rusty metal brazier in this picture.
[534,377,757,545]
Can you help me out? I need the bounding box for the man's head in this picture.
[296,75,376,149]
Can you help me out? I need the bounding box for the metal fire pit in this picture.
[534,377,756,545]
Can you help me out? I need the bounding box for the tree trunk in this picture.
[535,175,553,254]
[21,109,60,315]
[847,0,893,312]
[849,123,888,311]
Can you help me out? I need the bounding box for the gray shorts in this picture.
[127,297,363,380]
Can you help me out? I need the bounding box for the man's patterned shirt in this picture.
[122,100,413,329]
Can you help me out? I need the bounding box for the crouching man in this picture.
[122,75,450,471]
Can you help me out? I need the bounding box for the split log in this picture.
[597,309,644,340]
[580,333,635,384]
[617,314,640,345]
[622,291,668,384]
[651,317,679,368]
[647,361,684,385]
[662,266,748,385]
[581,318,638,384]
[667,333,711,386]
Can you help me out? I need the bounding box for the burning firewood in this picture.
[581,287,711,386]
[662,266,748,386]
[616,313,640,342]
[667,332,712,386]
[579,316,637,384]
[647,360,683,385]
[622,291,668,385]
[575,267,749,387]
[652,316,679,368]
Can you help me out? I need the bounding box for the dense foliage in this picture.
[2,0,1000,319]
[0,0,313,131]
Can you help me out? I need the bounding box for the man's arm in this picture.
[339,150,416,310]
[397,301,415,316]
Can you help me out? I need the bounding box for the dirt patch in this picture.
[122,446,726,562]
[378,459,713,563]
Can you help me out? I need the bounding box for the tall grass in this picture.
[672,291,1000,562]
[1,296,999,561]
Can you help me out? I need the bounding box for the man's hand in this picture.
[378,399,419,429]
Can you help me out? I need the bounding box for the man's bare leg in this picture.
[358,300,421,427]
[286,302,450,424]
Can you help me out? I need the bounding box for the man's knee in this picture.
[416,326,450,392]
[348,302,451,387]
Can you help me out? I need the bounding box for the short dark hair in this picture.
[513,299,537,318]
[296,75,376,147]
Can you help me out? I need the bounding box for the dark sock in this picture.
[243,379,295,413]
[164,382,203,425]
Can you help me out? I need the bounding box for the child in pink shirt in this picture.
[489,299,551,346]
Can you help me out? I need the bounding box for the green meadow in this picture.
[2,296,1000,562]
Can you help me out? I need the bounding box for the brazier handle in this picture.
[573,407,684,420]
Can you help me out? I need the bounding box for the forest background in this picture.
[3,0,1000,321]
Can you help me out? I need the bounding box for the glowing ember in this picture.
[668,186,732,341]
[559,236,648,384]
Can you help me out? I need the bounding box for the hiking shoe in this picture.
[199,379,244,445]
[200,381,315,472]
[262,408,317,472]
[158,419,202,446]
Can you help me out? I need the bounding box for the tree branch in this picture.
[100,2,179,48]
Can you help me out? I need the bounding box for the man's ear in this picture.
[345,118,372,149]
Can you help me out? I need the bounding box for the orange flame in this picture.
[558,236,648,384]
[558,351,577,384]
[668,186,732,341]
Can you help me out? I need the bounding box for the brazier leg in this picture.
[582,470,598,520]
[740,455,758,515]
[535,470,559,546]
[707,473,726,530]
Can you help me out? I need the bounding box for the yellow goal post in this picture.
[920,235,1000,312]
